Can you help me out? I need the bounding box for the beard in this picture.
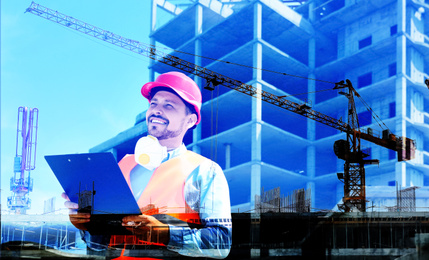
[147,115,187,141]
[148,126,183,140]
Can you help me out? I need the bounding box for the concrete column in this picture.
[149,39,156,81]
[65,224,68,250]
[250,2,263,209]
[193,4,203,154]
[307,146,316,210]
[395,0,407,187]
[39,225,43,249]
[250,105,262,208]
[45,228,48,248]
[195,4,203,35]
[60,226,63,249]
[21,225,25,244]
[150,0,157,33]
[7,225,10,243]
[149,0,157,82]
[307,13,316,210]
[225,143,231,169]
[253,3,262,79]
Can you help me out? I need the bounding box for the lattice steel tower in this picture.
[7,107,39,214]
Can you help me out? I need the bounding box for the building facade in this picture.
[90,0,429,212]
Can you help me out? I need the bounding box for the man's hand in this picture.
[61,192,90,230]
[122,215,170,245]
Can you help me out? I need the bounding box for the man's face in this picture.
[146,90,195,142]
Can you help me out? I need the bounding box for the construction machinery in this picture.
[25,2,416,212]
[7,107,39,214]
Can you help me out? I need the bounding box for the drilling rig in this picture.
[26,2,416,212]
[7,107,39,214]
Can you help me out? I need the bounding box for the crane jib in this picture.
[25,1,415,162]
[25,1,418,213]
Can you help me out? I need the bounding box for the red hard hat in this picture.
[141,71,202,125]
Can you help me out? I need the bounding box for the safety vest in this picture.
[109,151,207,249]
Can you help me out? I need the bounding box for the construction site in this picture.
[2,0,429,259]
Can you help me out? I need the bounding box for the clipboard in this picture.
[45,152,141,234]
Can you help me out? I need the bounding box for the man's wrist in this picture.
[155,225,170,245]
[142,225,170,245]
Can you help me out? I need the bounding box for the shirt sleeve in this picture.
[167,161,232,259]
[80,231,111,251]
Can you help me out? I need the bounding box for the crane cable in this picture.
[145,43,339,86]
[150,42,389,134]
[59,20,350,98]
[356,94,391,133]
[59,18,391,136]
[152,39,392,135]
[57,22,222,161]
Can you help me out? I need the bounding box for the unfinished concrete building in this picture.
[90,0,429,212]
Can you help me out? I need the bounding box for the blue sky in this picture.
[2,1,155,214]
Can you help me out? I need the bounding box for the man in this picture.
[64,71,232,259]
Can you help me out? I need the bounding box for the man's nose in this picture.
[150,105,163,115]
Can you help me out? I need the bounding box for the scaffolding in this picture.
[387,186,420,212]
[397,186,419,212]
[255,187,311,213]
[1,221,78,251]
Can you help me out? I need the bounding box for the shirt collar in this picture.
[166,143,187,161]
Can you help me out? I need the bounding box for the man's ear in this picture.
[186,114,198,130]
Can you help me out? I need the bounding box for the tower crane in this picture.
[25,2,416,212]
[7,106,39,214]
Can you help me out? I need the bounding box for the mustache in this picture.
[148,114,169,124]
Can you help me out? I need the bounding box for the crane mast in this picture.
[8,106,39,214]
[26,2,416,212]
[333,80,379,212]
